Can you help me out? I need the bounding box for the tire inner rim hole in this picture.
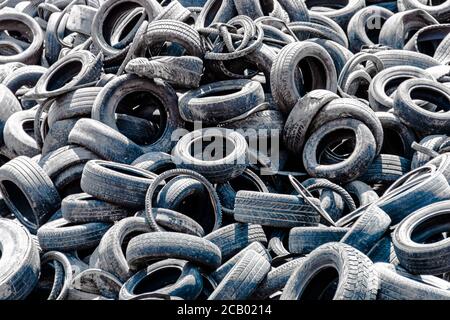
[0,22,33,43]
[411,212,450,244]
[348,77,370,100]
[295,57,327,96]
[1,180,36,226]
[410,86,450,113]
[23,119,36,139]
[60,178,83,198]
[259,0,274,15]
[229,174,262,193]
[305,0,348,10]
[222,59,259,78]
[301,267,339,300]
[134,266,182,294]
[197,275,215,300]
[430,0,446,5]
[404,28,421,45]
[46,60,83,91]
[188,136,236,161]
[116,91,166,145]
[416,31,443,56]
[0,42,21,56]
[167,183,214,234]
[385,76,411,97]
[150,41,189,57]
[365,17,386,44]
[31,261,57,299]
[381,128,406,156]
[317,129,356,165]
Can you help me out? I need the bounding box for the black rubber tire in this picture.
[434,33,450,64]
[379,169,450,224]
[270,42,337,114]
[208,250,271,300]
[289,227,349,255]
[204,223,268,261]
[80,160,158,209]
[144,169,223,233]
[91,0,162,56]
[0,84,21,146]
[211,242,270,284]
[95,217,153,282]
[283,89,339,156]
[280,242,378,300]
[393,79,450,135]
[341,205,391,254]
[307,98,384,156]
[379,9,438,49]
[173,128,248,184]
[393,200,450,275]
[304,0,366,28]
[126,232,222,270]
[0,10,44,64]
[400,0,450,22]
[61,193,131,223]
[347,6,394,53]
[0,156,60,233]
[151,208,206,237]
[368,49,440,72]
[47,87,101,127]
[3,109,42,158]
[302,118,377,183]
[91,74,183,154]
[403,24,450,56]
[40,251,73,300]
[38,145,98,181]
[68,118,144,164]
[34,50,102,98]
[179,80,265,125]
[2,65,46,109]
[344,180,379,208]
[37,218,111,251]
[0,218,40,300]
[360,155,411,185]
[156,176,214,235]
[234,191,320,228]
[373,263,450,300]
[369,66,435,112]
[119,259,203,300]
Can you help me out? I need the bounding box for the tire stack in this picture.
[0,0,448,301]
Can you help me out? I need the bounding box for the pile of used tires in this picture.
[0,0,449,301]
